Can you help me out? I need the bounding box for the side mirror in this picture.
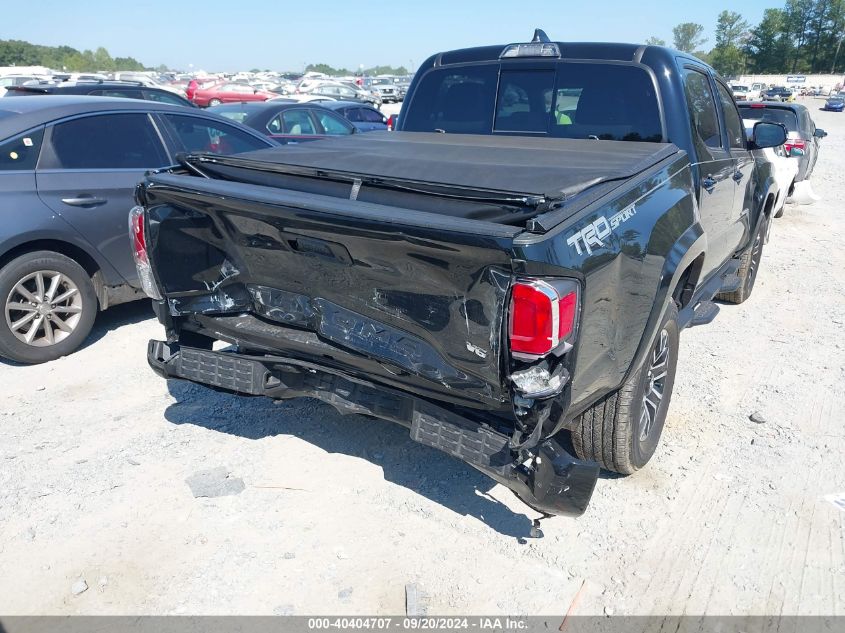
[814,128,827,138]
[751,121,788,149]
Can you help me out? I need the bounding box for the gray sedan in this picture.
[0,95,274,363]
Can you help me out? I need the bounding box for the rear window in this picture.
[738,106,799,132]
[402,62,662,142]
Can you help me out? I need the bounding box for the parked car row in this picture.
[4,80,195,107]
[728,83,837,102]
[3,80,391,135]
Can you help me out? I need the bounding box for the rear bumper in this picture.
[148,340,598,517]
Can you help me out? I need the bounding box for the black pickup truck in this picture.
[132,31,787,519]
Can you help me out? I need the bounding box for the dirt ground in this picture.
[0,97,843,617]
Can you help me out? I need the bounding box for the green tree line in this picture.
[305,63,409,76]
[0,39,147,72]
[648,0,845,77]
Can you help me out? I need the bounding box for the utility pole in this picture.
[833,33,844,74]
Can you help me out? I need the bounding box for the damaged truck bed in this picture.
[136,133,682,518]
[133,37,782,520]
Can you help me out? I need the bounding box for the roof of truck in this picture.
[422,39,706,69]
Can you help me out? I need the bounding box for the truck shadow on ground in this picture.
[164,379,538,541]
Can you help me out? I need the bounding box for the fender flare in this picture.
[750,176,779,237]
[620,221,706,387]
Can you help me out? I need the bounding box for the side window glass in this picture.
[0,128,44,171]
[99,89,137,99]
[360,108,386,123]
[683,69,723,154]
[716,83,746,150]
[163,114,269,154]
[281,110,316,135]
[143,90,187,106]
[316,110,353,135]
[343,108,362,122]
[267,115,283,134]
[45,114,166,169]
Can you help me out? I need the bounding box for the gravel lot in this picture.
[1,97,843,616]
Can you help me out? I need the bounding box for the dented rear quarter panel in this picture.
[513,153,697,417]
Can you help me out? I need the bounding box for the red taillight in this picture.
[387,114,396,131]
[784,139,806,153]
[750,103,766,108]
[509,279,579,358]
[130,206,147,264]
[129,206,162,300]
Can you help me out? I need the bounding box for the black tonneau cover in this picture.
[183,132,679,228]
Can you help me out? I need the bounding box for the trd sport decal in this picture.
[566,204,638,255]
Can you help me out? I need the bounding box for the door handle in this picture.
[732,170,744,183]
[60,196,107,207]
[702,177,717,193]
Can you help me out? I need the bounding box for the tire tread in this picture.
[571,304,679,475]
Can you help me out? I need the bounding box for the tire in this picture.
[0,251,98,364]
[572,303,680,474]
[716,214,767,304]
[208,98,222,107]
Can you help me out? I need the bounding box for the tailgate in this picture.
[142,173,520,408]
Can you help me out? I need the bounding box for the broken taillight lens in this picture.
[509,279,579,358]
[128,205,162,300]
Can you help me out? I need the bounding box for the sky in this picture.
[4,0,777,73]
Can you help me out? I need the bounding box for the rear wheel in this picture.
[572,303,680,474]
[0,251,97,364]
[208,98,222,107]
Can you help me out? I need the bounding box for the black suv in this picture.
[4,81,194,108]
